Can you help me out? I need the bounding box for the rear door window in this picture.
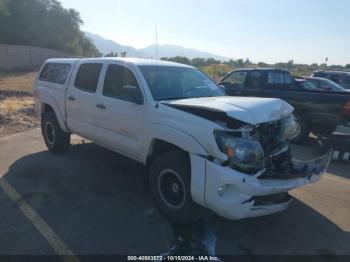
[267,72,293,88]
[74,63,102,93]
[39,63,71,85]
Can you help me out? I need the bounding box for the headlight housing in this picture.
[282,115,298,140]
[215,131,264,174]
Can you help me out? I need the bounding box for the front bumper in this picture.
[203,150,332,220]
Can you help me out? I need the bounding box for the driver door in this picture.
[219,71,247,96]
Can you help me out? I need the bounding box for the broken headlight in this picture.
[282,115,298,140]
[215,131,264,174]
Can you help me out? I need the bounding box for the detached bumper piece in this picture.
[260,149,333,179]
[204,150,332,220]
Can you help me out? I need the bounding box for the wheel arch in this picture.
[144,124,208,167]
[40,99,69,133]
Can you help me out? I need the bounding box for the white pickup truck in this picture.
[33,58,332,223]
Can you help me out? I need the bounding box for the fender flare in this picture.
[148,123,208,157]
[39,94,69,133]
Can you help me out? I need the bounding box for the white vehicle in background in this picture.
[33,58,332,223]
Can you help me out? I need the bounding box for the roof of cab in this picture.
[45,57,194,68]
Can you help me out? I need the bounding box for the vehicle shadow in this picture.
[1,142,349,255]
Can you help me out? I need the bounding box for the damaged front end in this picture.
[205,116,332,220]
[215,115,332,180]
[162,98,332,219]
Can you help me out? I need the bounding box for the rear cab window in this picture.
[74,63,102,93]
[39,63,71,85]
[267,71,294,89]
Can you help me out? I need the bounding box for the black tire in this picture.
[41,112,70,154]
[149,150,202,224]
[291,115,310,144]
[313,124,337,137]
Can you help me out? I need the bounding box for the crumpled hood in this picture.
[164,96,294,125]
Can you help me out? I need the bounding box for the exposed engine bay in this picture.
[164,102,332,179]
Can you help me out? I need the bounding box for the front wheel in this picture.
[149,150,202,224]
[41,112,70,154]
[290,115,310,144]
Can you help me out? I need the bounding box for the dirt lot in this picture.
[0,72,39,137]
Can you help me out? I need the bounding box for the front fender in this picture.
[149,124,208,156]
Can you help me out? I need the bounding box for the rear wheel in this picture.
[290,115,310,144]
[41,112,70,154]
[149,150,202,224]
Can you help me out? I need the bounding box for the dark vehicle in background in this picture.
[219,68,350,143]
[294,78,318,90]
[303,77,347,92]
[312,70,350,89]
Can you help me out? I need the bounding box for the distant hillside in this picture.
[85,32,142,57]
[85,32,231,60]
[139,44,230,61]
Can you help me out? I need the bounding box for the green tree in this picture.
[104,51,118,57]
[345,64,350,69]
[120,51,127,57]
[0,0,100,57]
[206,58,220,65]
[236,59,244,68]
[191,57,206,67]
[161,56,191,65]
[257,62,268,68]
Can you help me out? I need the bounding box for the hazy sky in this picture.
[60,0,350,65]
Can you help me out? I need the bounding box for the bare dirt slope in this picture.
[0,72,39,137]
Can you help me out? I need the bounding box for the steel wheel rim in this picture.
[157,169,186,210]
[45,121,56,145]
[291,116,301,139]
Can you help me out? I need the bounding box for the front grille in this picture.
[258,120,284,154]
[252,119,293,177]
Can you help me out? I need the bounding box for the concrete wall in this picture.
[0,44,71,71]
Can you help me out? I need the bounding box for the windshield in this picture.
[138,66,224,101]
[320,79,345,91]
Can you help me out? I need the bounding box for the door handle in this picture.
[96,103,106,109]
[68,96,75,101]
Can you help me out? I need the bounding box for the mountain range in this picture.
[85,32,230,61]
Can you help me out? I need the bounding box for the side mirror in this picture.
[121,85,144,105]
[218,84,226,94]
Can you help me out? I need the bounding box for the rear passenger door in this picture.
[95,63,145,161]
[66,62,103,140]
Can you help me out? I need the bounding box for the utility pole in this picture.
[155,25,158,61]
